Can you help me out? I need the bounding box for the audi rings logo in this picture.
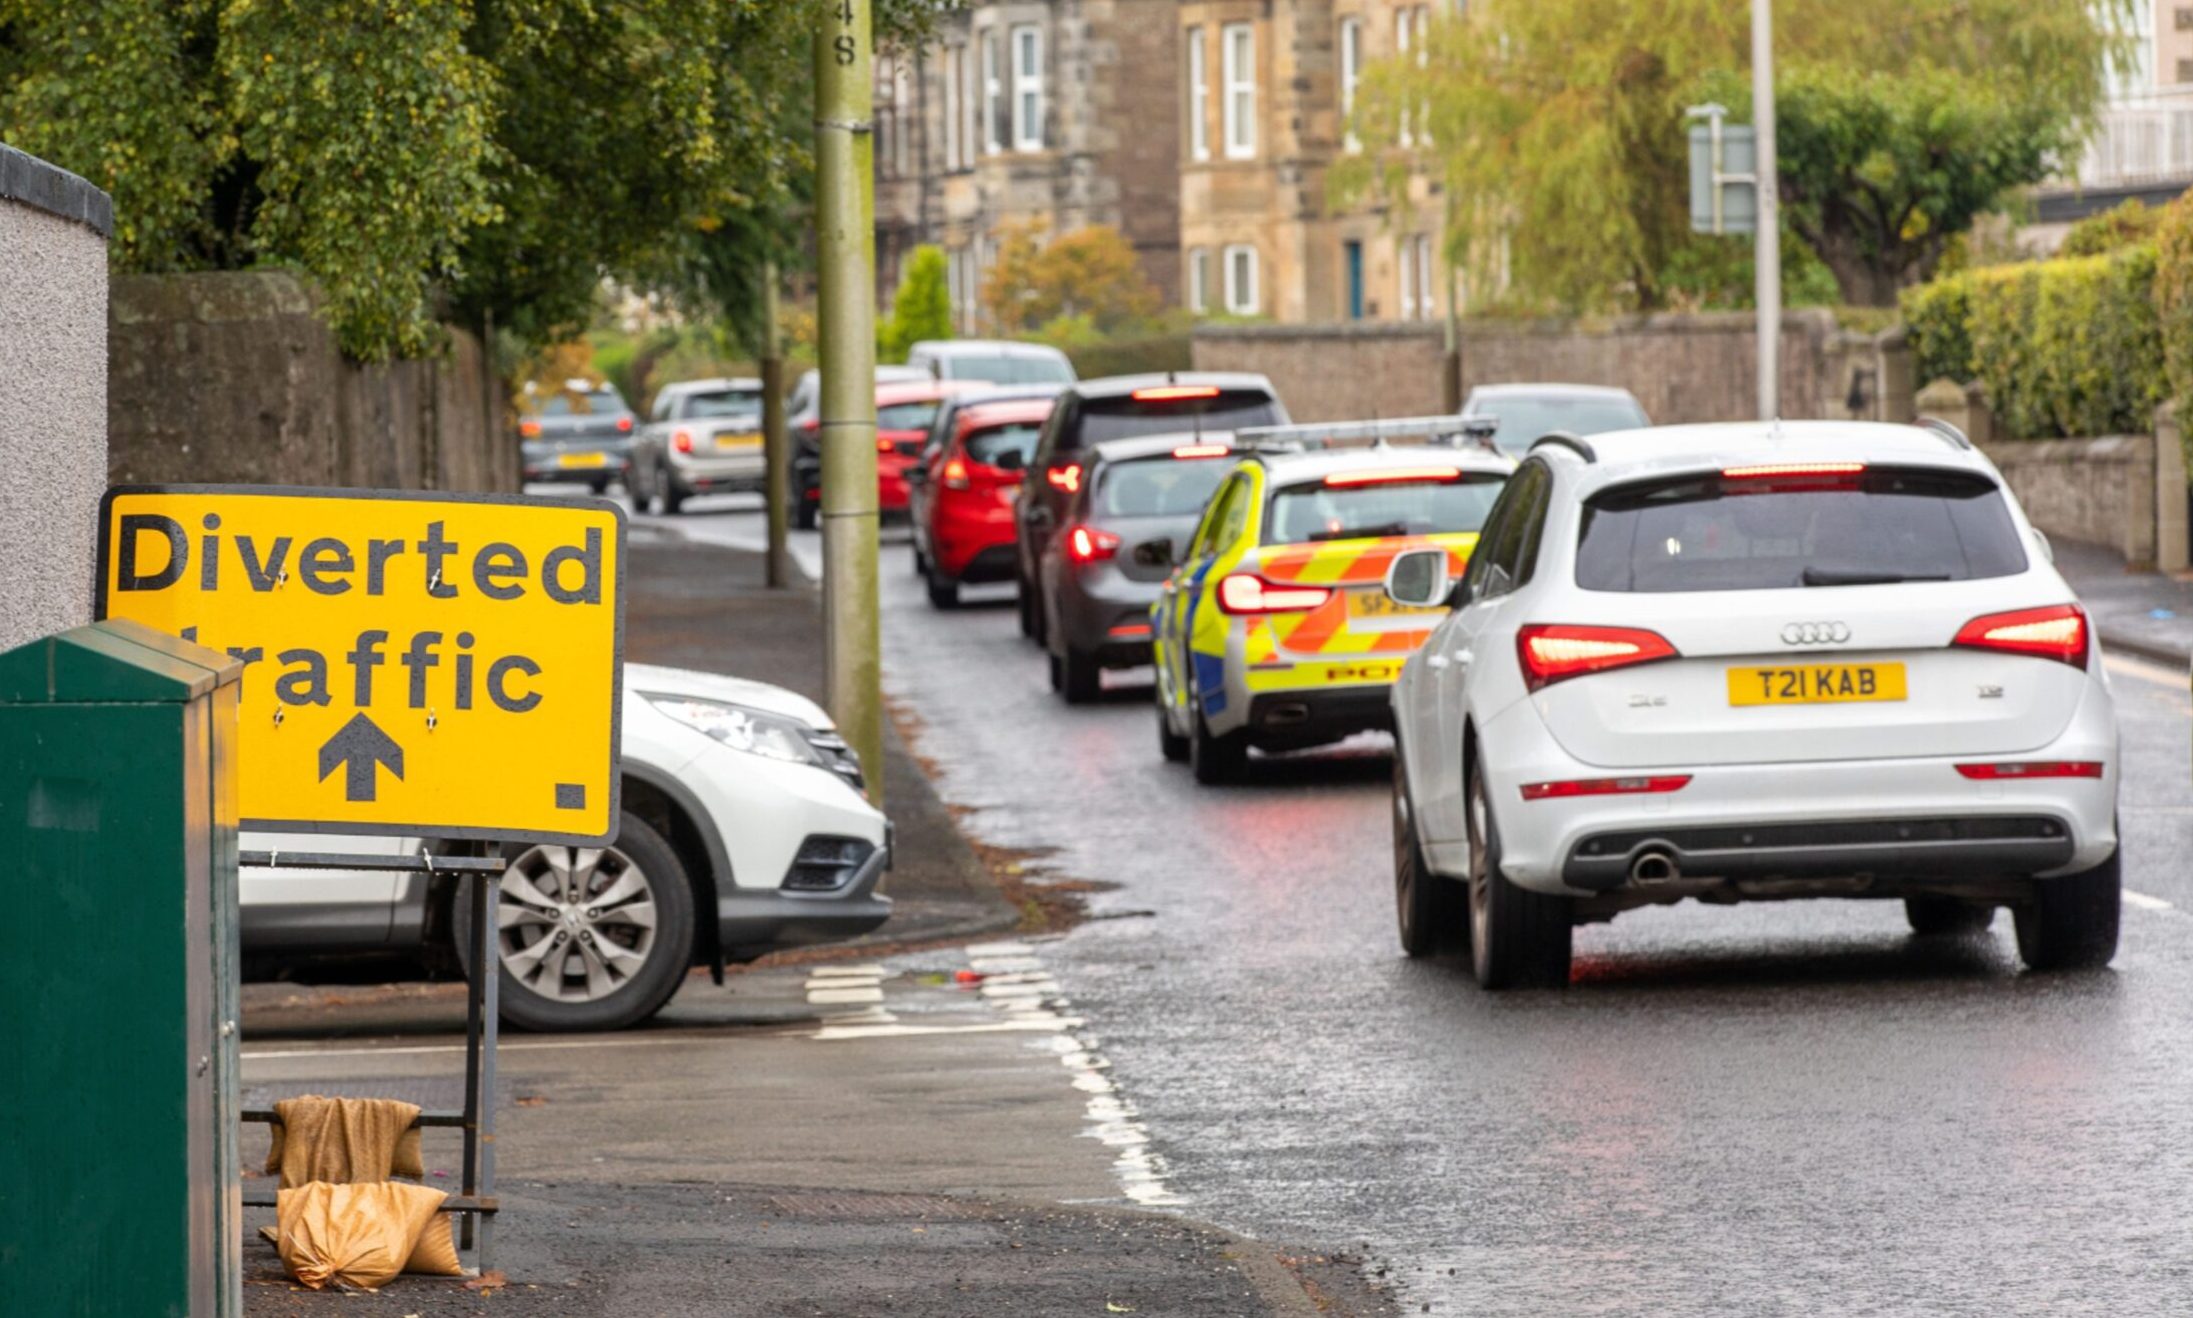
[1781,621,1852,645]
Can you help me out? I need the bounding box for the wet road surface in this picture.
[648,495,2193,1315]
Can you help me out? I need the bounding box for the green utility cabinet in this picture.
[0,620,243,1317]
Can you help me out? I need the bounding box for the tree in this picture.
[981,223,1160,335]
[880,246,952,363]
[1337,0,2128,312]
[0,0,940,359]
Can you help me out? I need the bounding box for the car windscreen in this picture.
[1475,396,1647,454]
[942,355,1075,385]
[1266,472,1507,544]
[1077,390,1284,445]
[878,400,945,431]
[533,388,627,417]
[964,422,1042,468]
[1574,466,2029,593]
[683,390,763,421]
[1096,457,1234,518]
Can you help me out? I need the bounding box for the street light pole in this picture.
[1752,0,1780,420]
[815,1,884,804]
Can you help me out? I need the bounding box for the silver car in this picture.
[629,378,768,514]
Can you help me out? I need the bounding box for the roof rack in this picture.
[1233,415,1496,453]
[1528,430,1598,463]
[1916,416,1973,450]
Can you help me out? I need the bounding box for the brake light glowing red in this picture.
[1516,624,1678,691]
[1046,463,1082,493]
[1954,761,2104,780]
[616,415,635,433]
[1217,573,1333,615]
[1951,604,2088,669]
[1324,465,1462,487]
[1172,443,1232,459]
[1067,525,1122,563]
[1521,775,1692,802]
[1130,385,1222,402]
[519,419,542,438]
[671,429,694,454]
[1722,462,1865,479]
[943,457,970,490]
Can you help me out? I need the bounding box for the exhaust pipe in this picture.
[1629,850,1680,884]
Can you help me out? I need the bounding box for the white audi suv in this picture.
[1385,421,2120,988]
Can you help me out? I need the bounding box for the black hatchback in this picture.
[1014,373,1287,644]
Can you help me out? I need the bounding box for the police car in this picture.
[1149,419,1515,783]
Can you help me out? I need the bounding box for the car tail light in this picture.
[1046,462,1082,494]
[1324,465,1462,487]
[1954,761,2104,780]
[672,429,694,454]
[1131,385,1221,402]
[1516,624,1679,691]
[616,415,635,433]
[519,419,542,438]
[943,457,970,490]
[1173,443,1232,459]
[1067,525,1122,564]
[1952,604,2088,669]
[1217,573,1333,615]
[1521,775,1693,802]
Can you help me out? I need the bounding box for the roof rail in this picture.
[1233,414,1492,453]
[1916,415,1973,450]
[1528,430,1598,463]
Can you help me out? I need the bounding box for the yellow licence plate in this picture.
[557,451,609,469]
[1728,663,1906,706]
[1348,590,1442,622]
[714,432,761,451]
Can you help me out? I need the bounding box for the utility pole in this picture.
[760,260,791,589]
[1752,0,1780,420]
[815,0,883,804]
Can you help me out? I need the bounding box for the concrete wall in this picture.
[1192,310,1906,426]
[0,145,111,652]
[108,271,515,494]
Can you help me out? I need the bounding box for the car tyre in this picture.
[453,809,696,1032]
[1394,751,1464,958]
[1190,709,1247,785]
[1905,897,1994,938]
[1057,645,1101,704]
[1466,764,1570,989]
[2013,846,2121,972]
[1157,695,1189,763]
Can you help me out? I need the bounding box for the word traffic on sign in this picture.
[97,486,624,844]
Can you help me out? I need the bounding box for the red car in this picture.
[910,396,1056,608]
[793,379,981,523]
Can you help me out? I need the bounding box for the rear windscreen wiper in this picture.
[1800,567,1951,587]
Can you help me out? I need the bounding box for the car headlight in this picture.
[641,694,865,789]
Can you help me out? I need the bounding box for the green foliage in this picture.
[1901,276,1976,386]
[2063,200,2163,259]
[1956,249,2163,439]
[879,246,952,364]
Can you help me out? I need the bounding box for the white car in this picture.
[1385,421,2120,989]
[243,664,892,1030]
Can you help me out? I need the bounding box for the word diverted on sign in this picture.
[97,487,624,844]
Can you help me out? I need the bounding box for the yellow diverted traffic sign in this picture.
[97,487,624,844]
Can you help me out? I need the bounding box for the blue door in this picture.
[1345,241,1365,320]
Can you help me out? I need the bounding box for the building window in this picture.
[1012,25,1044,151]
[1222,23,1256,160]
[1339,18,1362,153]
[1188,248,1210,314]
[1187,26,1209,162]
[982,31,1005,155]
[1223,243,1259,315]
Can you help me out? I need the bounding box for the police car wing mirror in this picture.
[1384,547,1451,609]
[1131,536,1178,569]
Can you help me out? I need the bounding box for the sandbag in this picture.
[274,1181,461,1291]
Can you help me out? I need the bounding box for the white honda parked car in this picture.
[243,664,891,1030]
[1385,421,2120,989]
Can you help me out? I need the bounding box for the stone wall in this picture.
[0,145,111,651]
[107,271,515,494]
[1191,310,1910,426]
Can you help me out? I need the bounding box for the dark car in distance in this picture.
[520,380,638,492]
[1015,373,1288,645]
[1039,433,1241,702]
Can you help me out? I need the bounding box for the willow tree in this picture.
[1338,0,2128,311]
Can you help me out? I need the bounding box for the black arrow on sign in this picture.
[318,713,405,803]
